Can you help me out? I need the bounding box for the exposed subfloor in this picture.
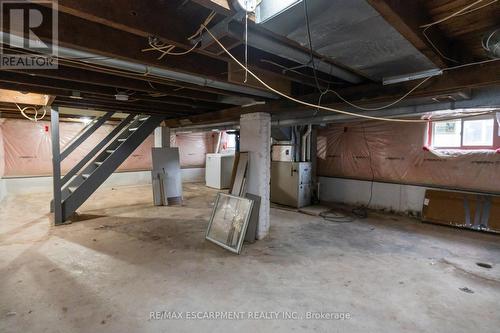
[1,183,500,332]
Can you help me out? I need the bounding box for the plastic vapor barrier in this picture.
[317,121,500,194]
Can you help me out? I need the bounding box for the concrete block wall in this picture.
[319,177,428,215]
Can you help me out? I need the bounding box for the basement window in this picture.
[431,115,498,150]
[462,119,494,147]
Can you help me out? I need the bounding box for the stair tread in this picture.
[59,116,162,222]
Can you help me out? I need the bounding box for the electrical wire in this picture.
[260,59,344,86]
[141,10,216,60]
[202,25,498,123]
[319,210,354,223]
[16,103,46,121]
[351,126,375,218]
[456,0,499,16]
[422,26,460,64]
[202,24,435,123]
[303,0,327,95]
[420,0,492,28]
[244,0,250,83]
[419,0,498,63]
[442,57,500,71]
[322,76,432,111]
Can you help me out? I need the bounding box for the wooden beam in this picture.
[52,98,200,117]
[14,2,318,94]
[366,0,471,68]
[166,60,500,126]
[190,0,232,15]
[6,4,228,78]
[0,75,224,113]
[0,69,224,104]
[37,0,209,48]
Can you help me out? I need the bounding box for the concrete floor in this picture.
[1,183,500,333]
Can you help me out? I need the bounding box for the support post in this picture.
[154,126,171,148]
[240,112,271,239]
[51,107,63,225]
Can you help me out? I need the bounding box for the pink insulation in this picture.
[317,121,500,193]
[171,131,217,168]
[0,119,153,177]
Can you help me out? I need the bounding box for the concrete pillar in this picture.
[154,127,170,148]
[240,113,271,239]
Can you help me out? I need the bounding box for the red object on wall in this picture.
[44,125,49,132]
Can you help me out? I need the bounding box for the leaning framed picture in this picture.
[206,193,254,254]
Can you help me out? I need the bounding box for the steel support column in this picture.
[51,107,63,225]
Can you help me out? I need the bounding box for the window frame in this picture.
[429,114,499,150]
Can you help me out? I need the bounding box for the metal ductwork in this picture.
[227,22,363,84]
[301,124,312,162]
[197,18,363,84]
[0,32,278,100]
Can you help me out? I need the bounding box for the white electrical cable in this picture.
[16,104,46,122]
[323,77,432,111]
[244,0,249,83]
[202,25,432,123]
[420,0,491,28]
[422,26,460,64]
[142,11,216,59]
[457,0,499,17]
[202,25,497,123]
[419,0,498,63]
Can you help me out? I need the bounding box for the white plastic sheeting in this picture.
[170,131,217,168]
[0,119,153,177]
[317,120,500,194]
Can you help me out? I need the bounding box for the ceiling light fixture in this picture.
[115,93,129,101]
[383,69,443,85]
[69,91,83,100]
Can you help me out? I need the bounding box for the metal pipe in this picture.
[305,124,312,162]
[301,124,312,162]
[1,32,278,100]
[227,22,363,84]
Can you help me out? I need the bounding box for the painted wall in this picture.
[1,168,206,198]
[319,177,428,215]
